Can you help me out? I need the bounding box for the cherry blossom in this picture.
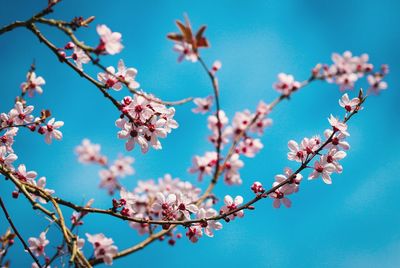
[32,177,55,203]
[236,137,263,157]
[116,93,178,152]
[323,148,346,173]
[0,146,17,170]
[339,93,360,112]
[86,233,118,265]
[110,155,135,178]
[118,59,140,89]
[273,73,301,95]
[20,71,45,97]
[70,46,90,70]
[0,127,18,152]
[99,169,120,195]
[274,168,303,195]
[368,73,388,94]
[188,151,217,181]
[220,195,244,220]
[75,139,107,165]
[207,110,229,131]
[308,158,336,184]
[96,24,123,55]
[328,115,349,136]
[9,102,34,125]
[192,96,213,114]
[151,192,177,220]
[28,232,49,257]
[38,118,64,144]
[287,140,306,163]
[15,164,37,184]
[176,194,199,220]
[186,225,203,243]
[269,190,291,208]
[324,129,350,150]
[97,60,139,91]
[223,153,243,185]
[195,208,223,237]
[173,42,197,62]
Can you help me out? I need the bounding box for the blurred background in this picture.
[0,0,399,267]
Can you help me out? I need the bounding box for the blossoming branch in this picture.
[0,2,389,267]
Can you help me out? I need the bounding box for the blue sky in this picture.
[1,1,399,267]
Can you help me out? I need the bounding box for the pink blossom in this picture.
[192,96,213,114]
[274,168,302,195]
[328,114,349,136]
[173,42,197,62]
[28,232,49,257]
[15,164,37,184]
[195,208,222,237]
[20,72,45,97]
[110,155,135,178]
[207,110,229,131]
[308,158,336,184]
[9,102,34,125]
[0,146,17,170]
[188,152,217,181]
[220,195,244,220]
[96,25,123,55]
[129,213,150,235]
[269,189,291,208]
[99,169,119,195]
[324,129,350,150]
[86,233,118,265]
[97,60,139,91]
[32,177,55,203]
[0,127,18,152]
[223,153,243,185]
[368,74,388,94]
[323,148,346,173]
[236,137,263,157]
[39,118,64,144]
[176,194,199,220]
[70,46,90,70]
[273,73,301,95]
[186,225,203,243]
[75,139,107,165]
[339,93,360,112]
[116,118,148,153]
[287,140,306,162]
[256,100,272,116]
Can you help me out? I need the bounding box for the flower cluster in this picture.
[263,93,361,208]
[86,233,118,265]
[111,174,223,243]
[312,51,388,92]
[273,73,301,95]
[97,59,140,91]
[116,93,178,153]
[75,139,135,194]
[1,102,63,144]
[189,101,272,186]
[60,42,91,70]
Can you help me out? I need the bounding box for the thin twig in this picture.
[0,198,42,267]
